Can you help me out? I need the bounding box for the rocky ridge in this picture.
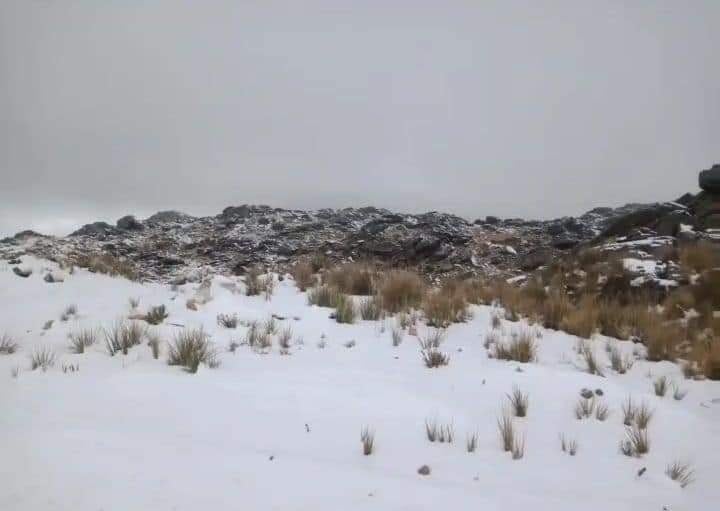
[2,165,719,284]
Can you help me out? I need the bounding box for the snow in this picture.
[2,256,719,511]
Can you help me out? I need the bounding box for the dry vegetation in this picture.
[74,253,138,280]
[425,419,454,443]
[68,328,97,354]
[103,320,148,356]
[30,345,56,371]
[168,327,218,373]
[0,334,18,355]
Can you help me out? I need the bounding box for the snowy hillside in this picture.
[1,257,718,511]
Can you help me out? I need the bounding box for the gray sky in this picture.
[1,0,718,237]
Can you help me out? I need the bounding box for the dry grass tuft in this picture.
[291,260,316,291]
[581,342,605,376]
[507,386,529,417]
[666,461,695,488]
[0,334,18,355]
[497,412,515,452]
[325,263,375,295]
[620,424,649,457]
[75,253,138,280]
[595,402,610,421]
[103,320,148,356]
[466,432,478,453]
[559,434,578,456]
[30,346,56,371]
[391,326,404,347]
[679,242,720,273]
[609,344,634,374]
[491,312,502,329]
[144,305,168,325]
[575,397,595,419]
[168,327,217,373]
[425,419,454,443]
[378,271,425,313]
[147,334,162,359]
[68,328,97,354]
[418,329,445,350]
[245,266,274,298]
[307,285,342,308]
[334,294,357,324]
[60,304,78,322]
[421,348,450,368]
[361,426,375,455]
[359,295,382,321]
[278,326,293,353]
[493,329,537,363]
[422,281,470,327]
[512,435,526,460]
[654,376,669,397]
[672,383,688,401]
[217,313,238,329]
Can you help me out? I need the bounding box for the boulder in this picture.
[12,266,32,278]
[145,210,193,224]
[519,248,553,271]
[656,210,693,236]
[699,163,720,193]
[70,221,119,237]
[116,215,144,231]
[601,203,680,238]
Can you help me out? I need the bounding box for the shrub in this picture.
[654,376,669,397]
[0,334,18,355]
[291,260,316,291]
[361,426,375,455]
[358,295,382,321]
[643,321,683,362]
[620,425,649,457]
[507,386,529,417]
[378,271,425,313]
[635,402,653,429]
[217,313,238,329]
[103,320,147,356]
[575,397,595,419]
[423,282,469,327]
[245,266,274,297]
[325,263,375,295]
[334,294,357,324]
[68,328,97,354]
[168,328,216,373]
[307,285,342,308]
[494,329,537,363]
[60,304,78,322]
[497,412,515,452]
[391,327,404,347]
[144,305,168,325]
[30,346,56,371]
[491,312,502,329]
[666,461,694,488]
[425,419,454,443]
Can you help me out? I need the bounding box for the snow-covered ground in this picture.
[1,257,718,511]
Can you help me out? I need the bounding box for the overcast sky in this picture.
[1,1,718,237]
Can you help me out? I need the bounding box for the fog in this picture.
[1,1,718,237]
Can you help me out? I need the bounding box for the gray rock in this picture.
[699,163,720,192]
[520,248,553,271]
[580,388,594,399]
[13,266,32,278]
[417,465,431,476]
[116,215,144,231]
[70,221,118,237]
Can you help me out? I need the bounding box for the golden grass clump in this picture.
[422,281,470,327]
[324,263,375,295]
[378,270,426,313]
[291,260,316,291]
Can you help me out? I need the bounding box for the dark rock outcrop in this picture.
[699,163,720,193]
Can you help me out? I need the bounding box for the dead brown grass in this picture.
[75,253,138,280]
[291,260,316,291]
[324,263,375,295]
[423,281,470,327]
[679,242,720,273]
[378,270,426,313]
